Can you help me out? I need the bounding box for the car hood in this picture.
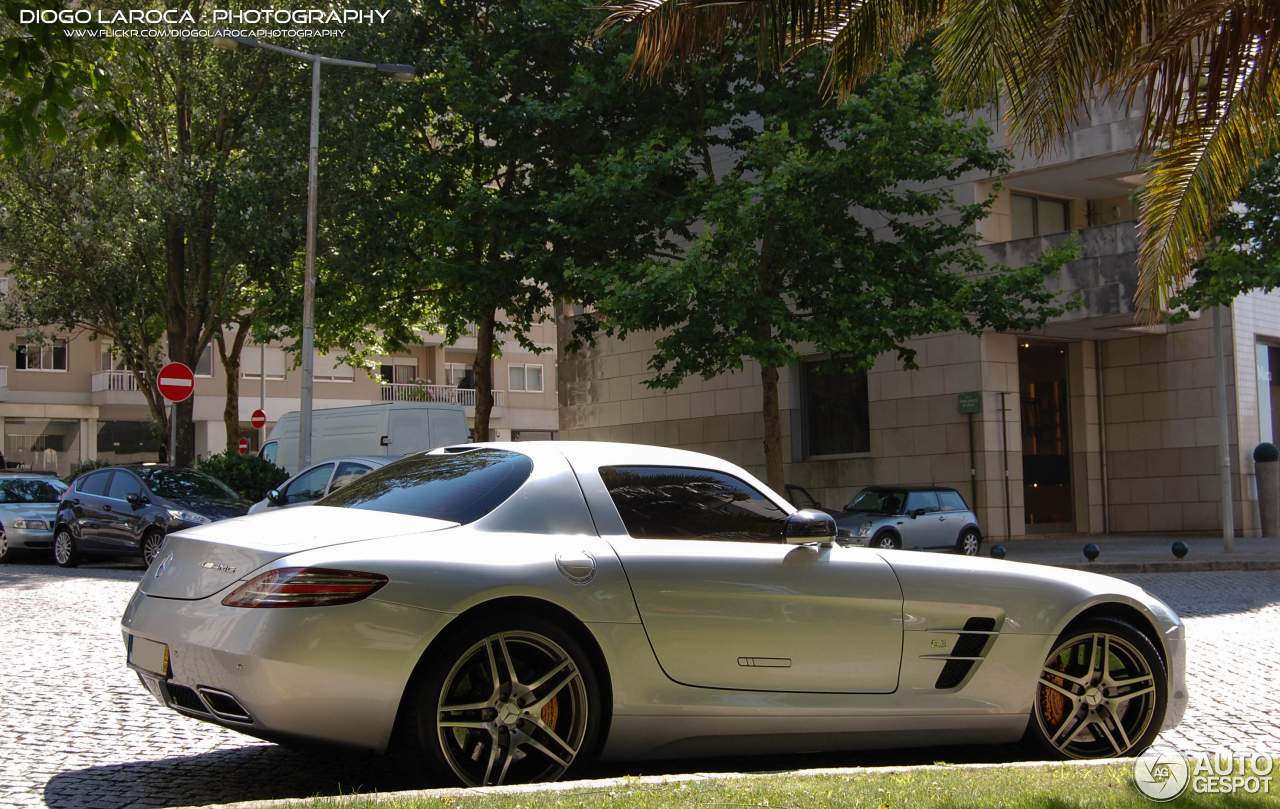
[0,503,60,519]
[138,506,458,600]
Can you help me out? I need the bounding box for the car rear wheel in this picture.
[54,527,81,568]
[956,529,982,556]
[399,615,602,787]
[1026,617,1166,759]
[873,531,901,550]
[141,529,165,567]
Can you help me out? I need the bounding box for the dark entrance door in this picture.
[1018,341,1074,532]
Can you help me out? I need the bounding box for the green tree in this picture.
[600,0,1280,320]
[561,46,1074,490]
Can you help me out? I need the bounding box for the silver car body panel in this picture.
[0,502,60,548]
[121,441,1185,762]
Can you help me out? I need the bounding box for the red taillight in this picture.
[221,567,389,608]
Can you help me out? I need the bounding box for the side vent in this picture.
[934,617,998,689]
[166,683,209,714]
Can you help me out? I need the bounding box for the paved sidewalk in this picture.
[988,534,1280,573]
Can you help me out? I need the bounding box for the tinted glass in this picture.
[319,449,532,524]
[261,442,277,465]
[77,471,111,496]
[905,491,940,513]
[328,461,373,494]
[938,490,968,512]
[107,472,143,500]
[845,489,903,514]
[137,469,242,502]
[0,478,68,503]
[285,464,334,504]
[600,466,787,542]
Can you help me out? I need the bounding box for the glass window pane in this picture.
[195,345,213,376]
[804,360,869,456]
[526,365,543,392]
[509,365,525,391]
[599,465,787,542]
[938,490,968,511]
[5,418,81,477]
[108,472,143,500]
[905,491,940,513]
[0,477,67,503]
[320,449,533,524]
[79,471,112,496]
[52,342,66,370]
[15,345,26,370]
[283,464,334,504]
[845,488,904,514]
[137,469,242,502]
[1038,198,1068,235]
[1011,194,1036,239]
[261,441,278,465]
[328,462,373,494]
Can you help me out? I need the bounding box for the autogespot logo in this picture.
[1133,743,1190,801]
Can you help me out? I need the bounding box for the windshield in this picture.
[0,478,68,504]
[318,448,532,524]
[844,489,904,515]
[137,469,243,502]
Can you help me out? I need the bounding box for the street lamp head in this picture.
[212,32,258,51]
[376,63,416,83]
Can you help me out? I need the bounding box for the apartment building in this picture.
[558,96,1279,539]
[0,317,559,477]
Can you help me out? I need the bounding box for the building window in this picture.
[15,340,68,372]
[314,351,355,382]
[4,418,80,476]
[194,344,214,377]
[1011,193,1071,240]
[379,358,418,384]
[445,362,474,388]
[242,346,286,380]
[508,363,543,393]
[803,359,870,457]
[97,421,162,465]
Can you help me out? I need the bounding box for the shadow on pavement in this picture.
[0,557,144,589]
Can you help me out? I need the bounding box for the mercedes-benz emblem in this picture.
[154,552,174,578]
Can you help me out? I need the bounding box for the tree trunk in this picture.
[472,312,497,441]
[760,363,785,492]
[214,323,251,456]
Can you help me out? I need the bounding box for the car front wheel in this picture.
[141,529,165,567]
[1027,617,1166,759]
[399,615,602,787]
[873,531,901,550]
[54,527,81,568]
[956,529,982,556]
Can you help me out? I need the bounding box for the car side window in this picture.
[284,463,334,504]
[328,462,373,495]
[938,491,968,512]
[260,441,277,465]
[107,472,143,501]
[905,491,940,514]
[77,471,112,496]
[599,465,788,542]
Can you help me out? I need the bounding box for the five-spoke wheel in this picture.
[1028,618,1166,759]
[401,616,600,787]
[0,530,9,564]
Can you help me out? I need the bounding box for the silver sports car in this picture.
[122,442,1186,787]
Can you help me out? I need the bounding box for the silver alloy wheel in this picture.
[0,531,8,561]
[142,532,165,567]
[436,630,589,787]
[877,535,898,549]
[54,531,72,565]
[1036,632,1157,758]
[960,531,981,556]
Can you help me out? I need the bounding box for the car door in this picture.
[902,490,945,547]
[595,465,903,694]
[103,470,146,551]
[935,490,970,547]
[279,463,335,508]
[70,471,113,550]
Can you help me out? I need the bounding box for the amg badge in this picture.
[201,561,236,574]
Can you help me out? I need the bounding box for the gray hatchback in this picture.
[787,484,982,555]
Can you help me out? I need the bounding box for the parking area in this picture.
[1,559,1276,809]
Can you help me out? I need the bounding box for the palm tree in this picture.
[599,0,1280,319]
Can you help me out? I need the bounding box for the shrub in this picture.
[196,450,289,503]
[67,458,112,483]
[1255,442,1279,463]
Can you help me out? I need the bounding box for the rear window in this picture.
[318,448,532,524]
[938,490,968,511]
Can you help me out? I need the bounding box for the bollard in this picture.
[1083,543,1100,561]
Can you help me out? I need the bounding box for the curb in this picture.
[175,757,1133,809]
[1051,559,1280,574]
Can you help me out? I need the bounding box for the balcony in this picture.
[380,383,505,409]
[90,370,146,406]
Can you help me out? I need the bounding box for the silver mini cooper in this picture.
[787,484,982,555]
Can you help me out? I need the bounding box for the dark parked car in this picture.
[785,484,983,555]
[54,465,249,568]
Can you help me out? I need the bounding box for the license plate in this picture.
[129,636,169,677]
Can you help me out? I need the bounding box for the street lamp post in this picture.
[212,34,413,471]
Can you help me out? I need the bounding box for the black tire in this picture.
[872,531,901,550]
[54,527,82,568]
[955,529,982,556]
[397,614,603,787]
[0,530,10,563]
[1025,617,1167,760]
[141,529,165,567]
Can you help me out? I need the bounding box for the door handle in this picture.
[103,505,112,511]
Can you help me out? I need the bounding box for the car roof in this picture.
[0,469,61,476]
[309,456,391,466]
[856,485,961,493]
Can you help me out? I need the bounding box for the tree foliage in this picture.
[196,450,289,502]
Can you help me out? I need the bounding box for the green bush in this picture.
[67,458,112,483]
[196,450,289,503]
[1255,442,1279,463]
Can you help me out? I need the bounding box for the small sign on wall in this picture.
[958,392,982,414]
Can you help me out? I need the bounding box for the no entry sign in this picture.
[157,363,195,403]
[238,437,250,454]
[251,409,267,429]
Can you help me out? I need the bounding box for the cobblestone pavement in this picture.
[1,559,1276,809]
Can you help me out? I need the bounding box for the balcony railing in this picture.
[91,370,139,392]
[380,383,505,407]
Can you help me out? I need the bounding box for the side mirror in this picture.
[910,508,927,518]
[267,489,283,506]
[124,492,141,508]
[784,509,837,545]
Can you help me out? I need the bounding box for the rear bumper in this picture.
[121,588,451,751]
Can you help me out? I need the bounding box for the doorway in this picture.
[1018,340,1075,533]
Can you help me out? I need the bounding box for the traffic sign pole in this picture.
[170,403,177,467]
[157,362,196,467]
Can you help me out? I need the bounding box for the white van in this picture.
[260,402,469,474]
